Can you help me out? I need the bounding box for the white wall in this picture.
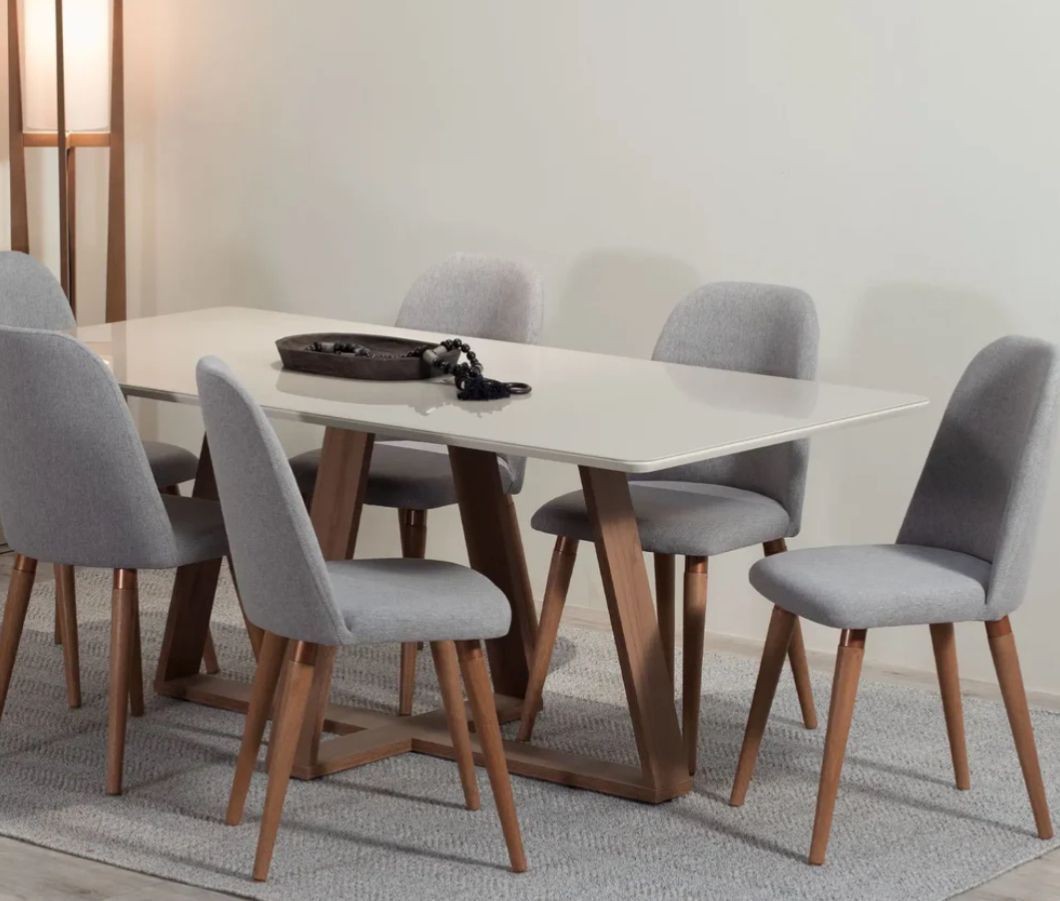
[6,1,1060,689]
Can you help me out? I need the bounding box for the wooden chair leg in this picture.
[809,628,866,866]
[55,563,81,709]
[253,641,317,882]
[226,631,288,826]
[0,556,37,720]
[986,617,1054,839]
[730,606,797,806]
[516,535,577,742]
[457,640,527,873]
[763,540,817,729]
[654,553,676,692]
[397,508,428,716]
[430,640,480,810]
[930,622,970,790]
[128,593,145,717]
[107,570,137,796]
[202,630,221,675]
[682,556,708,775]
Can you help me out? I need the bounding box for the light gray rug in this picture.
[0,567,1057,900]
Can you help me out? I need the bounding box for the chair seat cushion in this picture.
[749,544,993,629]
[142,440,199,489]
[290,441,517,510]
[326,558,511,643]
[160,494,229,568]
[530,481,791,557]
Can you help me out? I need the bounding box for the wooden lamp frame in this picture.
[6,0,125,320]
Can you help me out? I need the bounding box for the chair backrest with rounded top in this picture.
[197,356,352,646]
[0,326,178,569]
[396,253,543,345]
[396,253,543,493]
[635,282,819,536]
[0,251,76,330]
[898,335,1060,618]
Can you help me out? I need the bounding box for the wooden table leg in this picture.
[292,427,374,773]
[448,447,537,700]
[579,466,688,795]
[155,438,223,688]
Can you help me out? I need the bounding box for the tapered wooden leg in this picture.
[654,553,676,691]
[517,536,577,742]
[55,563,81,709]
[397,508,428,716]
[430,640,480,810]
[253,642,317,882]
[730,606,797,806]
[227,631,288,826]
[930,622,970,790]
[107,570,138,796]
[682,556,708,775]
[763,540,817,730]
[128,596,145,717]
[458,640,527,873]
[202,631,220,675]
[809,628,866,866]
[986,618,1053,839]
[53,594,62,644]
[0,557,37,721]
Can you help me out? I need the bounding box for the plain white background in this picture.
[3,1,1060,691]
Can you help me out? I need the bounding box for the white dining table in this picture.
[76,306,927,803]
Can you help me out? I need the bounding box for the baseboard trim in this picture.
[561,603,1060,713]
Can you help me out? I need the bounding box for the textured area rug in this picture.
[0,567,1057,900]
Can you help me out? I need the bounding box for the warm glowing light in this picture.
[21,0,111,132]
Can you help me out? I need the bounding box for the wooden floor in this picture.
[0,568,1056,899]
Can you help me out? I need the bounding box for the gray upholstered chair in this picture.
[521,282,820,775]
[197,357,526,882]
[0,251,216,703]
[289,253,542,715]
[0,326,228,795]
[730,335,1058,865]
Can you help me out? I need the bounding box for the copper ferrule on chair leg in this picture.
[838,629,867,649]
[113,569,137,591]
[12,555,37,574]
[291,641,319,666]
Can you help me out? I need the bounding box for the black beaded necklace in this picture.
[308,337,531,400]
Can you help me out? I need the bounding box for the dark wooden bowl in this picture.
[276,333,458,381]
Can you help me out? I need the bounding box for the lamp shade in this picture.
[21,0,112,132]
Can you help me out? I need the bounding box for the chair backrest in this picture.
[0,326,177,568]
[898,336,1060,617]
[397,253,543,492]
[396,253,543,345]
[634,282,819,535]
[0,251,76,330]
[196,356,352,645]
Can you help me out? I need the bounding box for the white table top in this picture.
[75,306,927,474]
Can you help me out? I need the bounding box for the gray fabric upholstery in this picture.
[142,440,200,489]
[327,559,511,642]
[0,327,227,569]
[752,336,1059,630]
[290,253,542,505]
[0,252,76,330]
[632,282,818,536]
[197,357,510,646]
[532,482,791,558]
[899,336,1060,618]
[290,441,517,509]
[750,545,992,629]
[0,251,198,491]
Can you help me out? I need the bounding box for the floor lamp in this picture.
[6,0,125,320]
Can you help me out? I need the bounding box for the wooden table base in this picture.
[155,673,691,802]
[153,431,694,805]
